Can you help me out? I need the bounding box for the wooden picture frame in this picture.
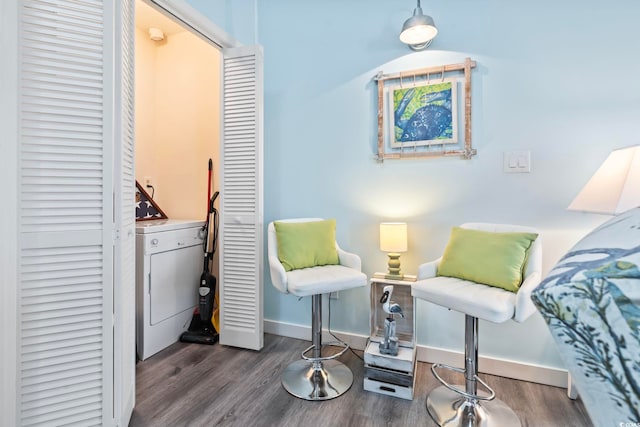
[375,57,477,161]
[136,180,168,221]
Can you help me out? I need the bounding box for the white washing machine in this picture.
[135,219,205,360]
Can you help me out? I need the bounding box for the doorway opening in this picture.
[132,0,223,362]
[133,0,265,353]
[134,0,221,222]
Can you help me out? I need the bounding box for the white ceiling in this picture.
[135,0,187,38]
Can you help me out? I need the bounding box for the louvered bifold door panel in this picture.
[220,45,264,351]
[19,1,113,426]
[113,0,136,424]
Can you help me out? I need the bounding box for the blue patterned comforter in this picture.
[532,207,640,426]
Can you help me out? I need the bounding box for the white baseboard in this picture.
[264,319,568,389]
[264,319,370,350]
[417,346,568,388]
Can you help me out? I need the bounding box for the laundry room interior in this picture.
[134,0,220,221]
[133,0,223,360]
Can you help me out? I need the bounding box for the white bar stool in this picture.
[267,218,367,400]
[412,222,542,426]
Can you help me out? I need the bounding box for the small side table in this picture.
[364,275,417,400]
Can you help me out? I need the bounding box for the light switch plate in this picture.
[503,150,531,173]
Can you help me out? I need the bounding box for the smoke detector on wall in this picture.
[148,27,165,41]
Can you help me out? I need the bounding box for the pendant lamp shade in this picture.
[568,145,640,215]
[400,0,438,50]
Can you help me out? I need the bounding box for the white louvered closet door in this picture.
[113,0,136,424]
[220,45,264,350]
[18,1,133,426]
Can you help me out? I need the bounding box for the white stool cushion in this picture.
[286,264,367,297]
[413,222,542,324]
[268,218,367,297]
[412,276,516,323]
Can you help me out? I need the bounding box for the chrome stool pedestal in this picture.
[427,386,520,427]
[426,315,521,427]
[282,359,353,401]
[282,294,353,401]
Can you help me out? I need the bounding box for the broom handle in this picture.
[206,159,213,217]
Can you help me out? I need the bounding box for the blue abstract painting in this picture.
[389,80,458,148]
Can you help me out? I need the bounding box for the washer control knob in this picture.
[151,238,159,246]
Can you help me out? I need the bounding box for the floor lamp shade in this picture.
[568,145,640,215]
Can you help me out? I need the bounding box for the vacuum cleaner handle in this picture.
[210,191,219,212]
[206,159,213,215]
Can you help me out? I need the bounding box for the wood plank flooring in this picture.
[130,334,592,427]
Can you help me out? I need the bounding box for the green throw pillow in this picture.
[274,219,340,272]
[437,227,538,292]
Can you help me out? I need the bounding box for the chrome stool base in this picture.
[427,385,521,427]
[425,315,522,427]
[281,294,354,400]
[282,359,353,401]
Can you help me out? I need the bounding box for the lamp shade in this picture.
[380,222,408,253]
[399,2,437,50]
[400,12,437,45]
[568,145,640,215]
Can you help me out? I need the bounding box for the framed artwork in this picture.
[387,78,458,148]
[136,180,168,221]
[374,57,477,161]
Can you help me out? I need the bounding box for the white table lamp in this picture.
[568,145,640,215]
[380,222,408,280]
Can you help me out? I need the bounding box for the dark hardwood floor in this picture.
[130,334,592,427]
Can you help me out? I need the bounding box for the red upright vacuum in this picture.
[180,159,219,345]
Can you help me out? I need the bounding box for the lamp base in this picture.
[373,272,417,282]
[386,252,403,279]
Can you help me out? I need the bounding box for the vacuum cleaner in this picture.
[180,159,219,345]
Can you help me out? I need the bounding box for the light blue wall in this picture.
[185,0,257,46]
[190,0,640,369]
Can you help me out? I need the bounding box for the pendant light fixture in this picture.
[400,0,438,50]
